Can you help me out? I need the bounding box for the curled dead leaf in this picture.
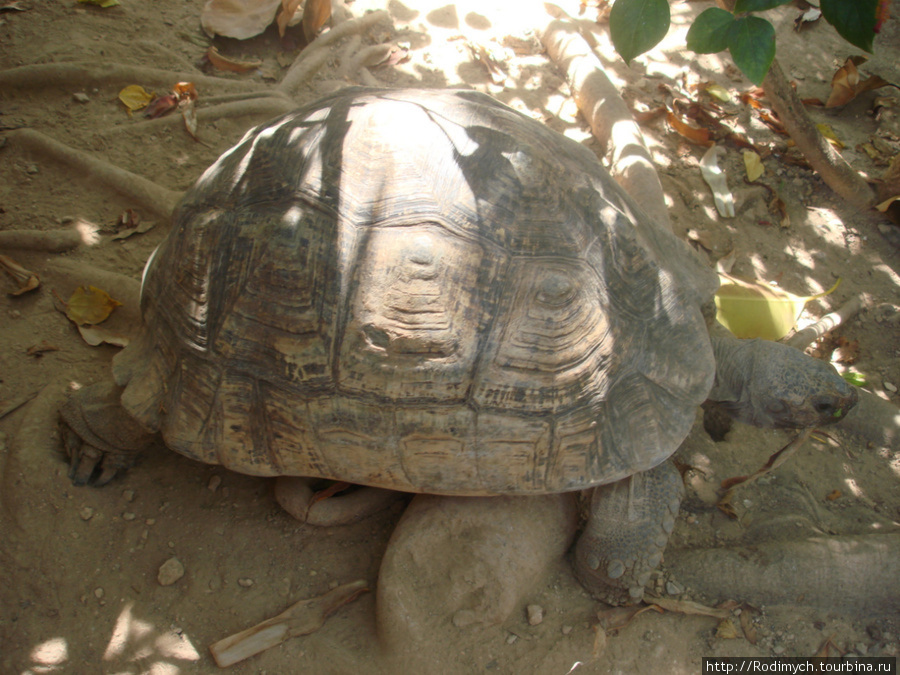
[826,56,899,108]
[277,0,302,38]
[700,145,734,218]
[738,605,759,644]
[0,253,40,295]
[26,341,59,357]
[206,46,261,73]
[77,324,130,348]
[301,0,331,43]
[145,94,178,119]
[715,618,740,639]
[794,6,821,31]
[667,110,713,146]
[65,285,122,325]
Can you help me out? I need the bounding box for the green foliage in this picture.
[609,0,670,63]
[820,0,879,52]
[609,0,880,83]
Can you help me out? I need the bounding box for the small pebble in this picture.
[561,625,573,635]
[238,577,254,588]
[122,512,136,521]
[80,507,94,521]
[526,604,543,626]
[666,581,683,596]
[26,164,39,175]
[73,92,90,103]
[94,587,104,599]
[506,633,518,644]
[208,475,222,491]
[158,557,185,586]
[123,489,135,502]
[146,518,156,526]
[884,382,897,393]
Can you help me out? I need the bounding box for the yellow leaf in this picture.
[816,123,844,149]
[743,150,764,182]
[716,618,740,639]
[705,83,732,103]
[876,195,900,212]
[118,85,154,112]
[66,285,122,325]
[715,274,840,341]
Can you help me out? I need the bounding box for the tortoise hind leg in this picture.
[573,459,683,605]
[59,380,155,486]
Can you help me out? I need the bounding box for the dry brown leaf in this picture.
[815,633,843,657]
[0,253,40,295]
[738,606,759,644]
[26,341,59,357]
[826,56,898,108]
[648,597,730,619]
[596,604,662,632]
[302,0,331,43]
[77,324,130,348]
[206,46,261,73]
[146,94,178,119]
[667,111,713,146]
[65,285,122,325]
[277,0,302,38]
[794,6,821,31]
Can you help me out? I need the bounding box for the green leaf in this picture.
[686,7,734,54]
[733,0,791,13]
[842,371,867,387]
[610,0,671,64]
[820,0,878,52]
[726,16,776,85]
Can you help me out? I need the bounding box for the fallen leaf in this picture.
[592,624,608,659]
[816,123,844,149]
[794,6,821,31]
[26,341,59,357]
[716,618,740,639]
[815,634,843,657]
[301,0,331,43]
[876,194,900,212]
[738,606,759,644]
[826,56,899,108]
[469,40,512,85]
[206,46,261,73]
[648,597,730,619]
[181,98,199,140]
[715,274,840,341]
[77,324,130,348]
[78,0,119,6]
[118,85,154,112]
[702,82,732,104]
[200,0,281,39]
[0,253,40,295]
[667,110,713,147]
[65,285,122,325]
[596,604,662,632]
[700,145,735,218]
[277,0,302,37]
[743,150,764,181]
[832,336,860,363]
[825,489,842,501]
[842,371,867,386]
[145,94,179,119]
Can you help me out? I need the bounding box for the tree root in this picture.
[762,60,877,211]
[786,295,865,350]
[540,14,670,231]
[666,534,900,614]
[0,229,82,252]
[10,129,182,220]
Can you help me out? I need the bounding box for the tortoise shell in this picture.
[113,88,718,495]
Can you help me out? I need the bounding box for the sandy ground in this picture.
[1,1,899,673]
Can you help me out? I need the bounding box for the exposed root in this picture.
[0,62,262,95]
[666,534,900,613]
[786,295,865,350]
[0,228,82,252]
[11,129,183,220]
[279,10,389,97]
[540,14,670,231]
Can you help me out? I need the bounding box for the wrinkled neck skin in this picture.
[707,336,757,411]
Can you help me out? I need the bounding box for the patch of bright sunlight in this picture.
[842,476,864,498]
[26,637,68,671]
[75,218,101,246]
[102,603,199,673]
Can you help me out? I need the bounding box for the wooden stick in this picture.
[208,579,368,667]
[785,295,864,350]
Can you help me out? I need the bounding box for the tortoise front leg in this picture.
[573,459,684,605]
[59,381,155,486]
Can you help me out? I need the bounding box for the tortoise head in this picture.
[710,337,858,430]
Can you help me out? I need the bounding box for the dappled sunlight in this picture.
[74,218,102,246]
[20,604,200,675]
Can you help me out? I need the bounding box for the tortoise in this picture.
[59,87,857,604]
